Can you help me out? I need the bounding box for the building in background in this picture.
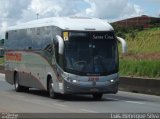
[112,15,160,28]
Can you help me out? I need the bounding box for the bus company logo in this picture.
[5,53,22,61]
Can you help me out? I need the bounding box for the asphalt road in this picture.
[0,73,160,118]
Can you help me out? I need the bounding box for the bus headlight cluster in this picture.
[110,79,114,83]
[67,78,77,83]
[110,78,118,83]
[70,79,77,83]
[106,78,117,84]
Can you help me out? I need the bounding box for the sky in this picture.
[0,0,160,38]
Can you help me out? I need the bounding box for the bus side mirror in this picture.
[54,42,59,62]
[56,35,64,55]
[117,36,127,54]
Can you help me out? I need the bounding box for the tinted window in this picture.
[5,26,53,51]
[64,31,118,75]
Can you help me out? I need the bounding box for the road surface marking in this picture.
[106,98,120,101]
[54,103,68,107]
[106,97,145,105]
[125,101,145,105]
[80,109,96,113]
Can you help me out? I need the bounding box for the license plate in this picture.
[90,88,99,92]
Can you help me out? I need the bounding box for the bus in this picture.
[4,17,124,99]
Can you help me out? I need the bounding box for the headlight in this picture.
[69,79,77,83]
[110,79,114,83]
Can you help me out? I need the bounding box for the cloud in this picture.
[0,0,144,38]
[0,0,31,20]
[0,0,143,23]
[147,0,160,4]
[0,21,8,38]
[159,9,160,17]
[30,0,62,16]
[84,0,143,20]
[0,0,31,38]
[26,0,89,18]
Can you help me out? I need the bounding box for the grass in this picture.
[125,27,160,54]
[0,57,4,65]
[120,59,160,78]
[119,27,160,78]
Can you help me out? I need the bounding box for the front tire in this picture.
[48,79,58,99]
[14,73,23,92]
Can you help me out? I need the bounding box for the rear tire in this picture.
[48,79,58,99]
[92,93,103,100]
[14,73,23,92]
[14,73,29,92]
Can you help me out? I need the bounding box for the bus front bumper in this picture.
[63,80,119,94]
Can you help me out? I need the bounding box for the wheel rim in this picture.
[15,76,19,90]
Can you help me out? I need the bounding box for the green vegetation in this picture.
[0,57,4,65]
[118,27,160,78]
[125,27,160,54]
[120,59,160,78]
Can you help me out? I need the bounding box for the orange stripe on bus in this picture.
[6,53,22,61]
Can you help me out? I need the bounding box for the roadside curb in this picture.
[0,65,4,73]
[119,77,160,96]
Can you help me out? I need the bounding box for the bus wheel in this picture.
[92,93,103,100]
[48,80,58,99]
[14,73,23,92]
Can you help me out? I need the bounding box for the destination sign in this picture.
[92,34,114,40]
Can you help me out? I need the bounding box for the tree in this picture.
[0,39,4,45]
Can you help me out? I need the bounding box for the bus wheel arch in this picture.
[14,71,29,92]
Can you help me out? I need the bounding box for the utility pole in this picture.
[36,13,39,20]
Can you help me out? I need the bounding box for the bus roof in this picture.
[8,17,114,31]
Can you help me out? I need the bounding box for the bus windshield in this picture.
[64,31,118,75]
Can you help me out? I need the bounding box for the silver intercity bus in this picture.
[5,17,122,99]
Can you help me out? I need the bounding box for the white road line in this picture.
[53,103,68,107]
[125,101,145,105]
[106,98,120,101]
[107,97,145,105]
[80,109,96,113]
